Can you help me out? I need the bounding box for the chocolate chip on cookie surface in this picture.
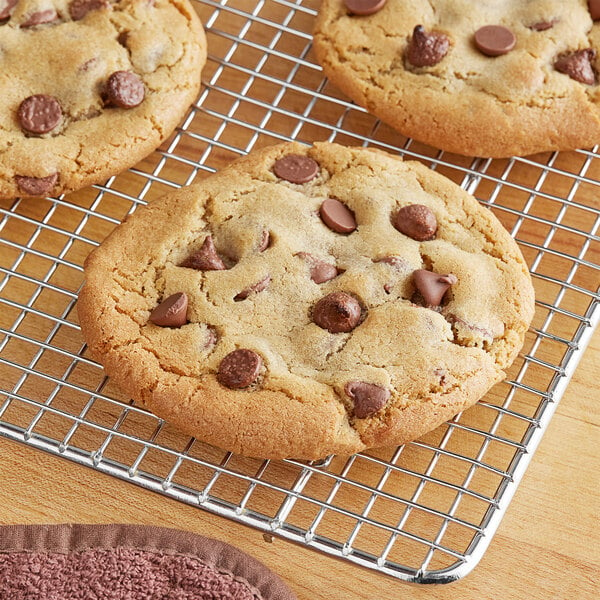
[78,142,535,460]
[314,0,600,157]
[0,0,206,199]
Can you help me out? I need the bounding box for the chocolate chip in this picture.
[273,154,319,184]
[68,0,109,21]
[234,275,271,301]
[257,229,270,252]
[313,292,362,333]
[413,270,457,307]
[320,198,357,234]
[474,25,516,57]
[589,0,600,20]
[18,95,62,135]
[180,236,226,271]
[296,252,339,284]
[15,173,58,196]
[344,0,387,16]
[104,71,145,109]
[0,0,17,20]
[345,382,390,418]
[406,25,450,67]
[149,292,188,327]
[217,349,262,389]
[528,20,556,31]
[554,49,596,85]
[374,255,410,269]
[20,9,58,27]
[392,204,437,241]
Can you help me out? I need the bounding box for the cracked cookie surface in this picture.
[313,0,600,157]
[0,0,206,199]
[78,142,535,460]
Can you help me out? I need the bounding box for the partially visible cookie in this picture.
[0,0,206,199]
[78,142,535,460]
[313,1,600,157]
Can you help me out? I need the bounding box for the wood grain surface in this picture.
[0,332,597,600]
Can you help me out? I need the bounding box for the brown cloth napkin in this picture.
[0,524,297,599]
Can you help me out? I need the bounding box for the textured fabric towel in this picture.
[0,523,297,599]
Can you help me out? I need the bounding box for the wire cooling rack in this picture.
[1,0,599,585]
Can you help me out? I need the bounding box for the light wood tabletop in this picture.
[1,1,600,599]
[0,327,598,600]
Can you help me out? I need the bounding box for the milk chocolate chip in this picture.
[149,292,188,327]
[589,0,600,20]
[554,49,596,85]
[69,0,109,21]
[105,71,145,108]
[180,236,226,271]
[413,270,457,306]
[257,229,270,252]
[406,25,450,67]
[392,204,437,241]
[474,25,516,57]
[273,154,319,184]
[234,275,271,301]
[21,9,59,27]
[0,0,17,20]
[217,349,262,389]
[346,382,390,418]
[296,252,339,284]
[18,95,62,135]
[320,198,357,233]
[313,292,362,333]
[15,173,58,196]
[344,0,387,16]
[528,19,556,31]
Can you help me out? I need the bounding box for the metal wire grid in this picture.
[0,0,599,585]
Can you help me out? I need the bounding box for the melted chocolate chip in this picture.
[313,292,362,333]
[149,292,188,327]
[554,49,596,85]
[474,25,516,57]
[344,0,387,16]
[180,236,226,271]
[320,198,357,234]
[15,173,58,196]
[413,270,457,307]
[345,382,390,418]
[296,252,339,284]
[257,230,270,252]
[21,9,59,27]
[273,154,319,184]
[0,0,17,20]
[69,0,109,21]
[234,275,271,301]
[217,349,262,389]
[18,95,62,135]
[528,19,556,31]
[589,0,600,20]
[104,71,145,109]
[406,25,450,67]
[392,204,437,241]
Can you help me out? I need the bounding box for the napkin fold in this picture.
[0,523,296,600]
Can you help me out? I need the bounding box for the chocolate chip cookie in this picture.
[0,0,206,199]
[78,142,535,460]
[313,1,600,157]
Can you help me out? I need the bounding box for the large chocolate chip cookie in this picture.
[0,0,206,199]
[78,143,535,459]
[313,1,600,157]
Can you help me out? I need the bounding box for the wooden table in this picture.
[0,318,597,600]
[1,1,600,598]
[0,331,600,600]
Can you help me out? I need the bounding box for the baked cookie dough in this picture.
[78,142,535,460]
[0,0,206,199]
[313,1,600,157]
